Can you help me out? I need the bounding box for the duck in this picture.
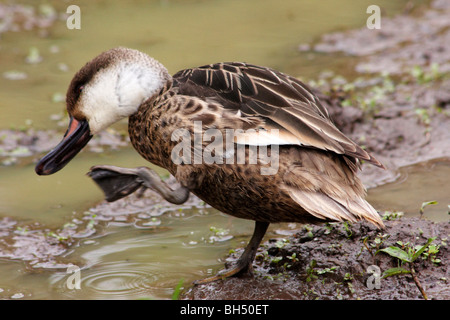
[35,47,384,284]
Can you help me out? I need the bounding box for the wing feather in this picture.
[172,62,384,168]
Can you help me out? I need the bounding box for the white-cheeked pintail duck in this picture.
[35,47,384,284]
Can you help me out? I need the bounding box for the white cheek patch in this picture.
[79,71,121,134]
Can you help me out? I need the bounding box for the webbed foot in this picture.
[87,165,189,204]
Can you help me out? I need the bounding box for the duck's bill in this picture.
[35,117,92,175]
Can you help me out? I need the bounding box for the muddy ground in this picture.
[184,218,449,300]
[0,0,449,300]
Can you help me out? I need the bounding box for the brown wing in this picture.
[172,62,383,169]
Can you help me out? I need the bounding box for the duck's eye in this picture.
[78,85,84,93]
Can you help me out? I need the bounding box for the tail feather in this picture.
[288,188,384,228]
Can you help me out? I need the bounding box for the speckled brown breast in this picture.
[129,100,342,224]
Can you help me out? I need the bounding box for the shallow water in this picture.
[0,0,444,300]
[367,159,450,222]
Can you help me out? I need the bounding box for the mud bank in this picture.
[184,217,449,300]
[0,127,128,166]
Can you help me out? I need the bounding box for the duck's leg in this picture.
[87,165,189,204]
[194,221,269,285]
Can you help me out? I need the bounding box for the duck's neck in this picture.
[128,81,178,173]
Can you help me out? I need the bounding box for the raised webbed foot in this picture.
[87,165,190,204]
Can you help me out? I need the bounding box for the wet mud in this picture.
[0,127,128,166]
[184,218,449,300]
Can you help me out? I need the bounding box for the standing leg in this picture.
[194,221,270,285]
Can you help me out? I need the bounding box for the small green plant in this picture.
[340,72,396,115]
[381,211,404,221]
[316,266,338,275]
[414,108,431,126]
[15,226,29,235]
[411,63,442,84]
[171,278,184,300]
[343,273,353,281]
[419,200,438,217]
[283,252,299,269]
[305,259,338,282]
[342,221,352,238]
[303,225,313,238]
[421,243,441,265]
[362,233,390,257]
[323,222,335,235]
[306,260,318,282]
[47,231,68,242]
[378,237,436,300]
[271,256,283,264]
[86,214,97,230]
[209,226,228,236]
[208,226,232,243]
[274,238,289,249]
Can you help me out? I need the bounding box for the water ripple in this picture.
[50,261,197,299]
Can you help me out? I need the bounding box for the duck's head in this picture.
[35,47,171,175]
